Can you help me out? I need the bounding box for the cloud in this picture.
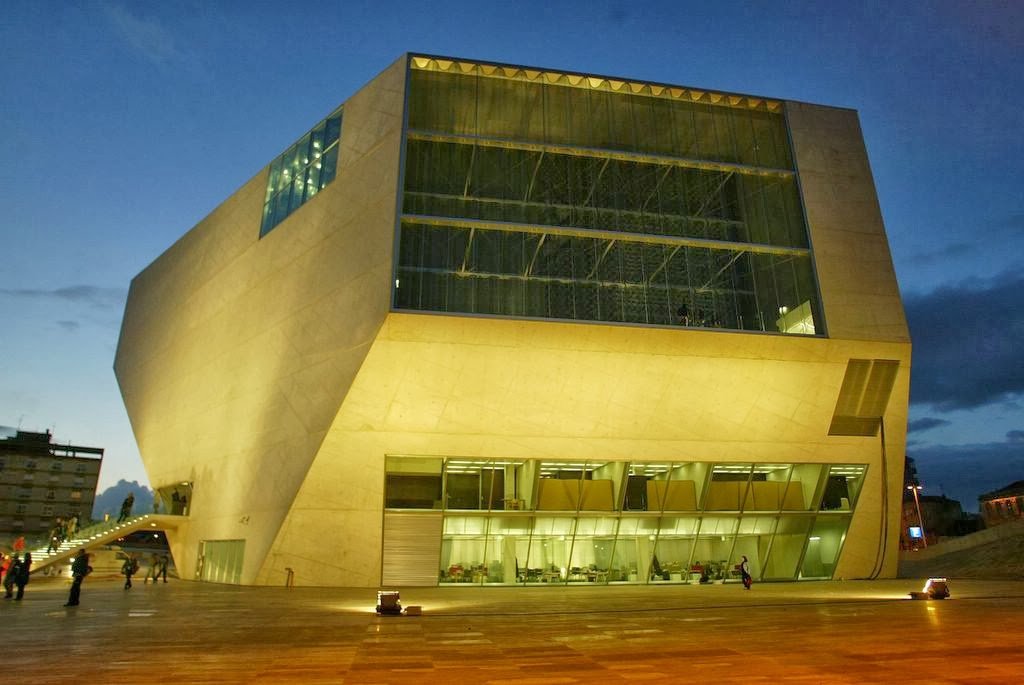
[905,269,1024,410]
[909,439,1024,511]
[0,285,127,309]
[1008,430,1024,443]
[103,3,181,64]
[907,417,951,433]
[906,241,975,265]
[57,320,81,332]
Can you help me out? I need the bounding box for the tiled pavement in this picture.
[2,576,1022,683]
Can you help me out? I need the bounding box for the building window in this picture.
[396,59,823,335]
[70,491,82,500]
[25,460,36,470]
[386,455,863,584]
[260,107,343,238]
[15,504,26,514]
[46,489,56,500]
[74,476,85,486]
[75,463,87,473]
[18,488,31,500]
[42,505,54,517]
[51,461,63,470]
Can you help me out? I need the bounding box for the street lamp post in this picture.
[908,484,927,548]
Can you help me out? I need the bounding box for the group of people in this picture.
[121,552,169,589]
[1,551,32,600]
[45,513,81,553]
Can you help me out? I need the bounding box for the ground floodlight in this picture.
[376,590,402,615]
[924,577,949,599]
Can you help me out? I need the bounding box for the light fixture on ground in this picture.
[909,577,950,600]
[376,590,402,615]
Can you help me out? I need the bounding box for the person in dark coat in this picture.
[14,552,31,600]
[3,555,20,598]
[739,555,752,590]
[117,492,135,523]
[65,549,90,607]
[122,553,138,589]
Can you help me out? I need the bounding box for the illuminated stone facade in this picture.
[115,55,910,587]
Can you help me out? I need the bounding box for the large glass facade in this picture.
[395,57,823,335]
[385,456,864,586]
[260,107,343,238]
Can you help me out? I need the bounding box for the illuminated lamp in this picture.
[924,577,950,599]
[376,590,402,615]
[909,577,950,600]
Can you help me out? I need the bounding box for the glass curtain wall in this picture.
[385,456,862,586]
[396,57,823,335]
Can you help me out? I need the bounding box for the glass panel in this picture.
[652,516,698,582]
[625,461,671,511]
[568,516,617,583]
[692,515,739,581]
[385,456,442,509]
[400,64,821,336]
[610,516,659,583]
[705,464,751,511]
[440,516,489,584]
[800,516,850,579]
[259,107,342,238]
[785,464,826,512]
[525,517,575,583]
[763,516,813,580]
[744,463,791,512]
[472,514,530,584]
[820,465,867,511]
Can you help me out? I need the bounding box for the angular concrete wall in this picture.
[115,56,407,583]
[266,310,909,586]
[788,101,911,578]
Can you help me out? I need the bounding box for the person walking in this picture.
[739,555,752,590]
[157,554,169,583]
[117,493,135,523]
[144,553,160,584]
[65,513,79,539]
[65,549,91,607]
[122,553,138,589]
[47,518,63,553]
[14,552,31,600]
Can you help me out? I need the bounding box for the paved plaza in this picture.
[2,575,1022,683]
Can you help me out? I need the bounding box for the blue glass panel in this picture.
[319,146,338,188]
[259,107,343,238]
[324,113,342,146]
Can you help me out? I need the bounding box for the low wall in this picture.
[901,518,1024,562]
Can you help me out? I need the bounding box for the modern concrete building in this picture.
[114,54,910,587]
[0,429,103,543]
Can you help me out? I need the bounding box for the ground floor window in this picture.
[385,457,864,585]
[197,539,245,584]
